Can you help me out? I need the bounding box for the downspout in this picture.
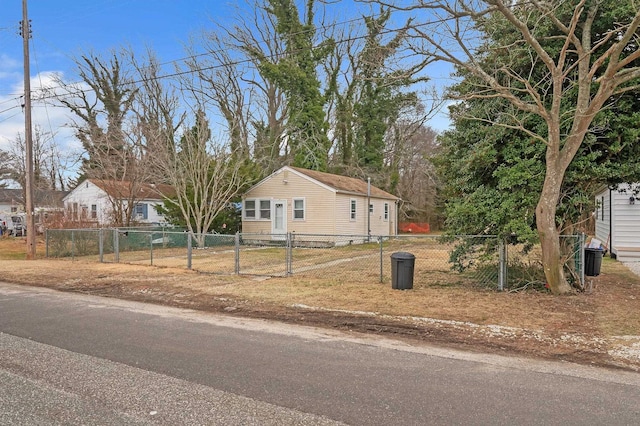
[395,200,399,236]
[609,188,613,258]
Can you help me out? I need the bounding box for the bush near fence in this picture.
[45,229,585,290]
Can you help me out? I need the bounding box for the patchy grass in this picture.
[2,237,640,369]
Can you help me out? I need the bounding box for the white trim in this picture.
[350,198,357,221]
[293,197,305,221]
[271,199,287,235]
[384,202,389,222]
[259,199,271,220]
[243,198,272,221]
[244,166,338,198]
[243,199,257,220]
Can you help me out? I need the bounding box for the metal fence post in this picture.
[234,232,240,274]
[580,233,585,289]
[45,230,49,258]
[498,239,506,291]
[379,236,383,283]
[187,232,192,270]
[99,228,104,263]
[285,232,291,276]
[114,229,120,263]
[150,232,154,266]
[71,230,75,261]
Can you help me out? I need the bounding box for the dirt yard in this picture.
[2,237,640,371]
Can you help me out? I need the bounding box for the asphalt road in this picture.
[1,282,639,425]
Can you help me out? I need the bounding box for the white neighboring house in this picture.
[63,179,175,226]
[242,166,400,243]
[0,188,68,214]
[594,183,640,261]
[0,189,23,213]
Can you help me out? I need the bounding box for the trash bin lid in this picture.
[584,247,603,252]
[391,251,415,260]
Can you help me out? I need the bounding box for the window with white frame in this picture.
[134,203,148,220]
[91,204,97,219]
[350,199,357,220]
[244,199,273,220]
[369,203,373,214]
[384,202,389,221]
[260,200,271,219]
[293,198,305,220]
[244,200,256,219]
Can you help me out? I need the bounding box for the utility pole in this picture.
[21,0,36,259]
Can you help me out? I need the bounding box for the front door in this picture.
[271,200,287,238]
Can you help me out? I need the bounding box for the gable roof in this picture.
[248,166,399,200]
[0,188,69,207]
[0,188,21,204]
[86,179,176,200]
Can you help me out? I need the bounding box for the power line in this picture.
[0,111,21,123]
[29,18,445,104]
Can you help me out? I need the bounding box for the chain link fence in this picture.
[45,229,586,290]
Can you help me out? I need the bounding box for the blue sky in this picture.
[0,1,452,171]
[0,1,234,153]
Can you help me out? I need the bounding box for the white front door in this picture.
[271,200,287,237]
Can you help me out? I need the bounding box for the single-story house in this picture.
[241,166,399,242]
[0,189,23,213]
[595,183,640,261]
[63,179,174,226]
[0,188,68,214]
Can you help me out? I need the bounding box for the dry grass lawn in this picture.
[2,236,640,369]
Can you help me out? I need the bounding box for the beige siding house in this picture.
[242,166,399,241]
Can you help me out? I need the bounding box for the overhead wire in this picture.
[31,35,62,150]
[24,9,454,103]
[1,5,456,114]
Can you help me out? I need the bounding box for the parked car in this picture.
[0,213,15,236]
[0,212,26,236]
[11,215,25,236]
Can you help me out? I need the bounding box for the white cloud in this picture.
[0,54,20,72]
[0,70,85,155]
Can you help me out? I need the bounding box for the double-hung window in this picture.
[244,199,272,220]
[244,200,256,219]
[384,203,389,221]
[350,199,357,221]
[260,200,271,219]
[293,198,305,220]
[134,203,148,220]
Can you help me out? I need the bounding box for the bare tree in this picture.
[152,110,243,247]
[127,47,185,180]
[369,0,640,294]
[184,32,252,162]
[224,0,288,173]
[0,150,12,188]
[54,50,154,226]
[391,123,440,224]
[5,125,72,191]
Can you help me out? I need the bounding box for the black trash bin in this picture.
[584,248,603,277]
[391,252,415,290]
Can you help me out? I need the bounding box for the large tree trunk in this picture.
[536,166,573,295]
